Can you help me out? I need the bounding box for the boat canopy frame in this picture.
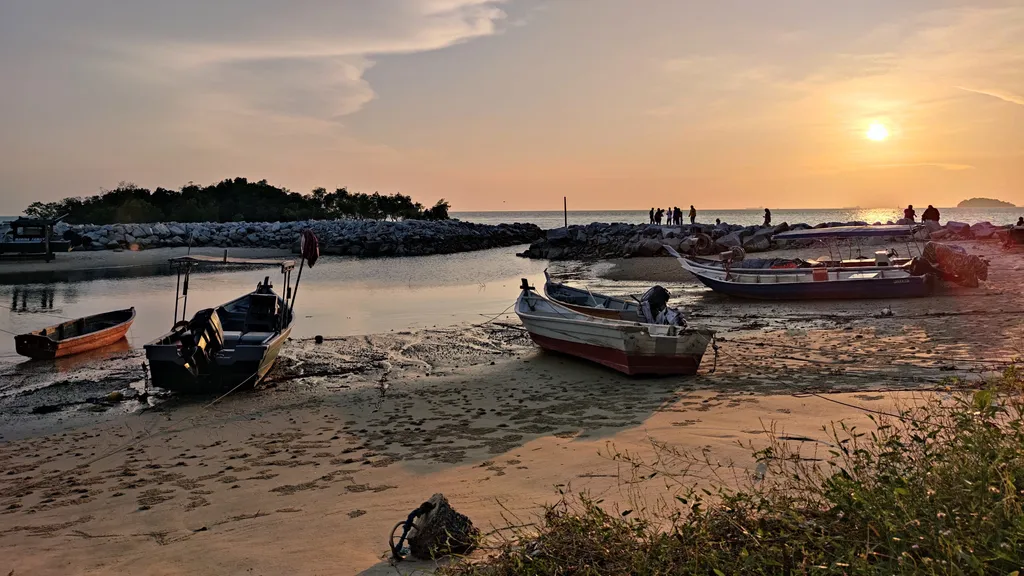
[774,224,924,263]
[168,255,297,327]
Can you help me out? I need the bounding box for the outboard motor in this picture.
[179,308,225,377]
[639,286,671,318]
[638,285,687,327]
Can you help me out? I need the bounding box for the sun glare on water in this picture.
[866,122,890,141]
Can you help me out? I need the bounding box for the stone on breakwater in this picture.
[56,219,544,258]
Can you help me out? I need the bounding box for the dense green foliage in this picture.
[445,375,1024,575]
[23,178,451,224]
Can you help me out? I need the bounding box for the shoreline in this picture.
[1,237,1022,574]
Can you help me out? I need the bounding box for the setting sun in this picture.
[866,122,890,141]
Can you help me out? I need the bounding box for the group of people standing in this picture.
[649,206,773,227]
[650,206,697,226]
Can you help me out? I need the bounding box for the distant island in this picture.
[957,197,1016,208]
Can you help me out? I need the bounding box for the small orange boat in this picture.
[15,308,135,360]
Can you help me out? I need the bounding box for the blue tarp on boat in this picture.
[775,224,919,240]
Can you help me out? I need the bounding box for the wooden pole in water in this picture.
[44,222,52,263]
[564,196,567,228]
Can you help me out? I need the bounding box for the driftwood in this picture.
[408,493,479,560]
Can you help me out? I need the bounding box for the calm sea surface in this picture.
[0,248,549,362]
[453,208,1023,229]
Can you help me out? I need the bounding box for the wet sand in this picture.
[1,240,1022,575]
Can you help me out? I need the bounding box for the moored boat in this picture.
[1,217,71,262]
[667,246,934,300]
[684,254,913,274]
[685,224,921,274]
[15,308,136,360]
[145,232,319,393]
[542,270,640,321]
[516,280,714,376]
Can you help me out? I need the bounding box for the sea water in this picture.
[453,208,1024,229]
[0,247,549,361]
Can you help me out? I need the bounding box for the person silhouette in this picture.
[904,205,916,222]
[688,205,696,225]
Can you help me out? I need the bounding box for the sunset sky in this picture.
[1,0,1022,214]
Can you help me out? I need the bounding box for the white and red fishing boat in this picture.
[515,280,714,376]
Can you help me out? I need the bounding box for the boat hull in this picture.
[685,256,912,274]
[688,270,933,300]
[668,246,935,300]
[516,289,713,376]
[146,326,291,393]
[527,332,703,375]
[0,241,71,255]
[15,308,135,360]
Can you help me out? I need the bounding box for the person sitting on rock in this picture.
[922,205,940,222]
[904,205,916,222]
[1016,217,1023,227]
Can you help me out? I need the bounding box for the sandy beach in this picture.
[2,240,1022,575]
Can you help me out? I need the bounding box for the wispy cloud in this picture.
[871,162,975,171]
[954,86,1024,107]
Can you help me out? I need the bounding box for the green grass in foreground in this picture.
[443,374,1024,575]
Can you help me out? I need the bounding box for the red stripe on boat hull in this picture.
[527,333,702,376]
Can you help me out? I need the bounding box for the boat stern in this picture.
[15,334,57,360]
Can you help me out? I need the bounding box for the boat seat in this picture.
[238,332,275,345]
[244,294,280,333]
[222,331,275,348]
[222,331,241,349]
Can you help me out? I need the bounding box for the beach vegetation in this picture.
[443,379,1024,574]
[23,178,452,224]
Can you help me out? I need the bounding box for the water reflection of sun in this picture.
[855,208,902,224]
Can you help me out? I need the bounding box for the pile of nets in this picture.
[922,242,989,288]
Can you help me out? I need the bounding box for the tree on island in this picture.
[23,178,452,224]
[956,197,1016,208]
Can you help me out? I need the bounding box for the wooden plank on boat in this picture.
[169,255,295,270]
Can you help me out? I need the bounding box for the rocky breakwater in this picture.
[57,219,544,258]
[519,219,1016,261]
[517,222,802,260]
